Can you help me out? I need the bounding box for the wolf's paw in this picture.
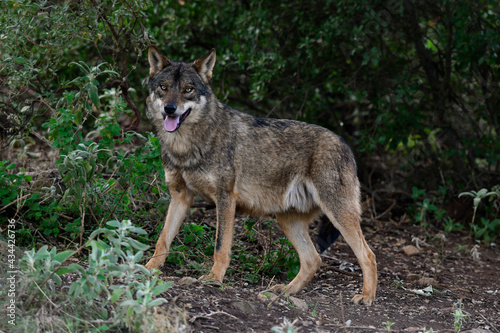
[144,258,163,270]
[199,272,223,284]
[352,293,375,306]
[270,283,303,295]
[270,284,289,294]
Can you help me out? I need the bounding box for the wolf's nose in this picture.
[164,104,177,115]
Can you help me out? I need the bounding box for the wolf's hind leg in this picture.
[271,212,321,295]
[145,188,193,269]
[320,203,377,305]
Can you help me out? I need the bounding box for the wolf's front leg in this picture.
[145,187,193,269]
[200,191,238,282]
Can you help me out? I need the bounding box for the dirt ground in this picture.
[152,212,500,333]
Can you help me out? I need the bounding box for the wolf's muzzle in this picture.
[164,104,177,115]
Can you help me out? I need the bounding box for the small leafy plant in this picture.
[459,187,500,242]
[10,220,175,332]
[411,187,448,228]
[382,321,395,332]
[453,300,468,332]
[0,161,31,208]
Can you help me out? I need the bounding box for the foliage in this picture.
[410,187,448,228]
[166,219,300,283]
[0,161,31,206]
[239,219,300,281]
[165,223,215,275]
[453,300,468,332]
[2,220,174,332]
[459,187,500,243]
[271,318,299,333]
[382,321,395,332]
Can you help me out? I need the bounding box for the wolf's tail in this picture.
[316,215,341,253]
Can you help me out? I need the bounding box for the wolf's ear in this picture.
[193,48,216,83]
[148,45,171,76]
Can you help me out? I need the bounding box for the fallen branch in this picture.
[0,193,31,213]
[189,310,239,323]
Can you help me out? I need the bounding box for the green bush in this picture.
[2,220,176,332]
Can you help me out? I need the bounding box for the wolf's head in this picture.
[146,46,216,133]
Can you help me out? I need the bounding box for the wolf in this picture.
[144,45,377,305]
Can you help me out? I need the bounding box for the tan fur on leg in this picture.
[271,212,321,295]
[200,192,238,282]
[321,207,377,305]
[145,180,193,269]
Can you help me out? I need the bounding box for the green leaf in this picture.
[111,289,125,302]
[57,263,84,274]
[473,197,481,208]
[152,282,173,296]
[34,245,50,259]
[52,273,62,286]
[477,188,488,196]
[128,238,149,251]
[89,83,100,107]
[119,300,140,308]
[106,220,121,228]
[147,299,168,307]
[136,265,151,276]
[53,250,74,263]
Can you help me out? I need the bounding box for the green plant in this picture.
[411,187,448,228]
[382,321,395,332]
[0,161,31,208]
[234,220,300,283]
[164,218,301,285]
[271,318,298,333]
[391,279,404,289]
[166,223,215,276]
[12,220,174,332]
[459,187,499,242]
[442,216,464,233]
[453,300,467,332]
[58,142,111,244]
[311,302,319,317]
[472,218,500,243]
[68,61,119,110]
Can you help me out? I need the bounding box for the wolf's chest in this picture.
[179,171,219,203]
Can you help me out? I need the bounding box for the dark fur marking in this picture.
[226,140,235,166]
[173,63,183,83]
[253,117,289,130]
[215,229,223,251]
[337,164,344,185]
[316,215,341,253]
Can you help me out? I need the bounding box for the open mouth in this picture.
[163,108,192,132]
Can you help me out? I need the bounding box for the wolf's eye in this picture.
[184,87,194,93]
[160,85,167,91]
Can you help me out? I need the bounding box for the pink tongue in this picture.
[164,115,180,132]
